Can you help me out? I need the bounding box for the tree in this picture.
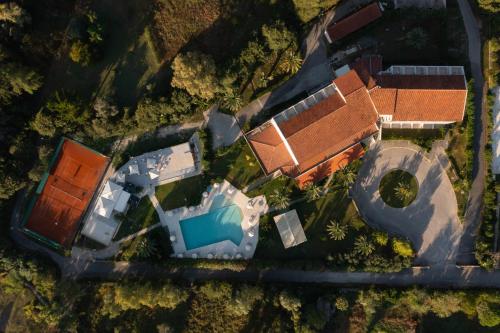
[230,285,264,316]
[199,281,232,301]
[305,183,322,202]
[279,50,302,74]
[373,231,389,246]
[405,28,428,50]
[392,238,414,257]
[171,51,219,100]
[335,296,349,311]
[395,181,413,202]
[269,188,290,210]
[0,62,43,103]
[69,40,92,66]
[334,165,356,192]
[0,2,30,26]
[135,238,157,258]
[304,305,327,330]
[354,235,375,256]
[326,220,348,240]
[279,290,302,327]
[478,0,500,12]
[261,21,296,53]
[221,89,244,113]
[292,0,340,23]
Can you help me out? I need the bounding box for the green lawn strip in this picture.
[382,128,445,151]
[209,140,263,189]
[379,170,419,208]
[114,196,159,240]
[446,126,469,218]
[255,191,367,261]
[247,175,301,200]
[156,176,207,211]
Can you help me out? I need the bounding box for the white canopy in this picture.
[95,181,131,218]
[129,163,139,175]
[274,209,307,249]
[146,158,157,169]
[81,215,119,246]
[149,170,159,180]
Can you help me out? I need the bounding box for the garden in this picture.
[379,169,419,208]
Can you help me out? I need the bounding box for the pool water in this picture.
[180,195,244,250]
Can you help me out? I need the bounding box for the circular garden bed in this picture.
[379,170,419,208]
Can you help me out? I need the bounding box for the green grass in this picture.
[379,170,419,208]
[255,190,367,261]
[209,140,263,189]
[447,126,469,218]
[382,128,445,151]
[156,176,207,211]
[114,196,159,240]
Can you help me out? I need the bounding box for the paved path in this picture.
[456,0,488,264]
[352,141,462,266]
[205,105,243,149]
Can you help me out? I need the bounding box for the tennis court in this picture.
[24,138,110,248]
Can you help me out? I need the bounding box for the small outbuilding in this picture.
[273,210,307,249]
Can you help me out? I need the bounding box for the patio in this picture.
[162,180,268,260]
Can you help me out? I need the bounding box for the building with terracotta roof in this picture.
[246,70,379,187]
[370,65,467,128]
[325,2,383,43]
[246,57,467,187]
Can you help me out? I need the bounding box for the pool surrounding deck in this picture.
[180,205,244,250]
[161,180,268,259]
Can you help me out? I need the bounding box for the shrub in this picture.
[392,238,414,257]
[292,0,339,23]
[69,40,92,66]
[373,231,389,246]
[335,297,349,311]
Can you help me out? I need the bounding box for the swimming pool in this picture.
[179,195,244,250]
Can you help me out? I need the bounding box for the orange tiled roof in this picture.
[246,123,295,175]
[370,74,467,121]
[296,143,365,189]
[326,2,383,42]
[333,69,366,95]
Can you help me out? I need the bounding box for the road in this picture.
[456,0,488,264]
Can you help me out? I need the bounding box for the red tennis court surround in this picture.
[25,139,109,248]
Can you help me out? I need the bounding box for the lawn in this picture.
[209,140,264,189]
[255,190,367,261]
[113,196,159,240]
[382,128,446,151]
[379,170,419,208]
[447,126,469,217]
[43,0,164,108]
[156,176,207,211]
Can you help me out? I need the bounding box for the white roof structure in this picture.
[95,181,130,218]
[335,64,351,78]
[160,142,195,175]
[129,163,139,175]
[146,158,157,169]
[81,214,119,246]
[493,87,500,174]
[274,210,307,249]
[149,170,159,180]
[115,171,126,184]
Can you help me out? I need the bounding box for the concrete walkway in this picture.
[352,141,462,266]
[456,0,488,264]
[205,105,243,149]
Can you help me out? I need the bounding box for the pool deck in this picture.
[161,180,267,259]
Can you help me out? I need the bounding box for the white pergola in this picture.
[273,209,307,249]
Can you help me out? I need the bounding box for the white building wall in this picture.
[381,121,453,129]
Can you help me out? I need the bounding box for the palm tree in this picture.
[136,238,157,259]
[222,89,244,113]
[395,182,413,202]
[334,165,356,192]
[354,235,374,256]
[279,50,302,75]
[305,183,323,202]
[269,189,290,210]
[326,220,348,241]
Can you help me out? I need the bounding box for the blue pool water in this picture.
[180,195,244,250]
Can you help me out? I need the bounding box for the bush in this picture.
[392,238,414,257]
[373,231,389,246]
[292,0,339,23]
[69,40,91,66]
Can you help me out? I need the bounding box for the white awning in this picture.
[81,214,119,246]
[274,209,307,249]
[114,191,130,213]
[129,163,139,175]
[95,181,131,217]
[149,170,159,180]
[146,158,157,169]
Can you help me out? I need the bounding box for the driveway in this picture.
[352,141,462,266]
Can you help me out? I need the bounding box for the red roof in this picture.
[370,74,467,121]
[351,55,383,89]
[246,70,379,179]
[326,2,383,42]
